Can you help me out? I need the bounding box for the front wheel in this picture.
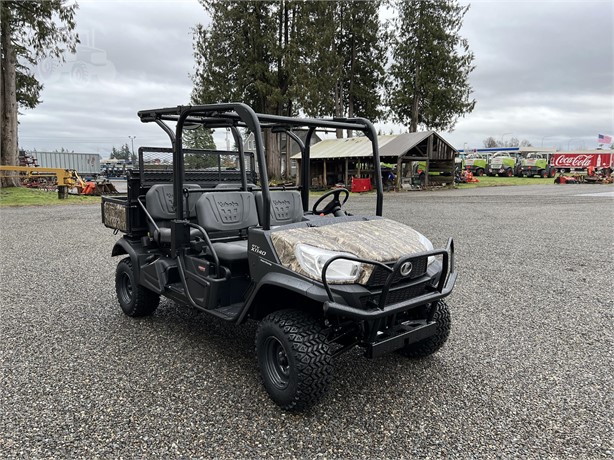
[255,309,333,411]
[115,257,160,317]
[397,300,451,358]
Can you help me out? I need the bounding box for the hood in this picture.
[270,218,430,284]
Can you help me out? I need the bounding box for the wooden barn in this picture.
[292,131,458,189]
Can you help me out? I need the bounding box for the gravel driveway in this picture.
[1,184,612,458]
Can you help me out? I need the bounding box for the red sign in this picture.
[551,153,613,169]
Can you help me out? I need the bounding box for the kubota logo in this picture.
[400,261,413,277]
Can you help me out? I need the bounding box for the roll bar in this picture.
[137,102,384,234]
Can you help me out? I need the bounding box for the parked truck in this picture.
[551,151,614,173]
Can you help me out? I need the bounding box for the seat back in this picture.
[215,183,260,191]
[254,190,303,226]
[196,191,259,232]
[146,184,200,220]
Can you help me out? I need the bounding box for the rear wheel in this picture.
[256,309,333,411]
[115,257,159,317]
[397,300,451,358]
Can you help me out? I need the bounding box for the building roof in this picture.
[291,131,454,160]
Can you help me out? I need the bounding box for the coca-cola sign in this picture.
[552,153,613,169]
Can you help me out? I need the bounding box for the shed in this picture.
[291,131,457,188]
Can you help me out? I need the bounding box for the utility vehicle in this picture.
[101,103,457,411]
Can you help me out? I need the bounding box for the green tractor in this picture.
[487,152,521,177]
[518,153,555,178]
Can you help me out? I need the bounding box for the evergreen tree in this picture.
[184,126,216,151]
[387,0,475,132]
[110,144,131,161]
[191,1,388,178]
[192,1,285,179]
[184,126,217,170]
[296,1,387,137]
[192,1,278,113]
[1,1,79,187]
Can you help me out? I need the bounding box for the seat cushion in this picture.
[155,226,202,244]
[210,240,249,273]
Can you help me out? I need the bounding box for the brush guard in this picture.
[321,238,456,358]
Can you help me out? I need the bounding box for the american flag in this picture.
[598,134,612,144]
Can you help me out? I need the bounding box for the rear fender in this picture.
[112,238,143,277]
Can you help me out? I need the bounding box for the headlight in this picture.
[417,233,436,267]
[294,244,362,282]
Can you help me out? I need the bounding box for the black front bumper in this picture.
[322,238,456,320]
[321,239,456,357]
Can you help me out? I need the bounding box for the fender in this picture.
[236,271,347,323]
[111,238,143,276]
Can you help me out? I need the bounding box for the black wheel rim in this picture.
[119,272,133,305]
[263,336,290,389]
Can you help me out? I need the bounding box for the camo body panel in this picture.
[103,201,127,232]
[271,218,428,284]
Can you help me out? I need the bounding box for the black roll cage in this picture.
[137,103,384,233]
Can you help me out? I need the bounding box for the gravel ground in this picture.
[0,184,612,458]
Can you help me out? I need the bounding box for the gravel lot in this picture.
[1,184,612,458]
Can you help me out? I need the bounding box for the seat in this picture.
[196,191,259,272]
[145,184,201,244]
[254,190,303,226]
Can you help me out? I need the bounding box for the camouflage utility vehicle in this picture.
[101,103,457,410]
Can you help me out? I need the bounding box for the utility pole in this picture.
[128,135,136,164]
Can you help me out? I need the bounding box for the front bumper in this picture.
[322,238,456,320]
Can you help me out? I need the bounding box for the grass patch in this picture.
[0,187,102,207]
[456,176,553,188]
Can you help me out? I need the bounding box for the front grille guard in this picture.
[322,238,456,319]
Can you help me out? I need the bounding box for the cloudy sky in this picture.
[18,0,613,157]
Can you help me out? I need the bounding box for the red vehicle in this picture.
[552,151,614,172]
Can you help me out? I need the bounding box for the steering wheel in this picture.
[312,188,350,217]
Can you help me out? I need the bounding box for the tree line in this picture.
[192,0,476,178]
[1,0,476,185]
[482,137,533,148]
